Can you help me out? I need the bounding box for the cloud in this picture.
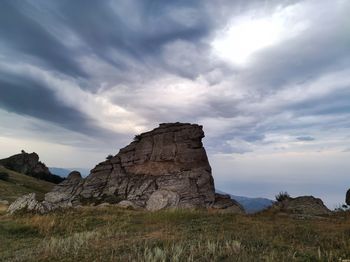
[0,0,86,77]
[296,136,315,142]
[0,0,349,208]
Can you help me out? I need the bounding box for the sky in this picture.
[0,0,349,208]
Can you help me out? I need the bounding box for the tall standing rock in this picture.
[346,189,350,206]
[48,123,243,212]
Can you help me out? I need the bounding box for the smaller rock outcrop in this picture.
[0,152,64,183]
[211,194,244,213]
[44,171,83,207]
[7,193,51,214]
[346,189,350,206]
[269,196,330,216]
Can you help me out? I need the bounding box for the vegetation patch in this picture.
[1,207,350,261]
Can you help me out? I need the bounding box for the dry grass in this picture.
[0,204,7,215]
[0,207,350,261]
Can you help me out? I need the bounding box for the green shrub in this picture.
[275,191,290,202]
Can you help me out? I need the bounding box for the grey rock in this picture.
[271,196,331,216]
[12,123,243,214]
[212,194,245,214]
[7,193,50,214]
[53,123,220,210]
[146,190,180,211]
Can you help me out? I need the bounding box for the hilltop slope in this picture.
[0,166,54,203]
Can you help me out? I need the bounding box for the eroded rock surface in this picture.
[7,193,51,214]
[8,123,243,213]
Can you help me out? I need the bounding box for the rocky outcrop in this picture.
[346,189,350,206]
[0,152,64,184]
[269,196,330,216]
[7,193,51,214]
[212,193,245,214]
[40,123,243,213]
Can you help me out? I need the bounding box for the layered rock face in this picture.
[48,123,243,212]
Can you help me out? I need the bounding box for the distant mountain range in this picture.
[49,167,90,177]
[217,190,274,213]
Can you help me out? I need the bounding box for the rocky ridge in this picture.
[8,123,244,214]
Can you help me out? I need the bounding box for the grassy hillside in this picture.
[0,207,349,261]
[0,166,54,203]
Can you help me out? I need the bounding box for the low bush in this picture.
[275,191,290,202]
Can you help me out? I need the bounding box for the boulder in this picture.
[211,193,245,213]
[270,196,331,216]
[346,189,350,206]
[146,190,180,211]
[7,193,52,214]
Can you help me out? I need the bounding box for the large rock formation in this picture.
[43,123,244,213]
[346,189,350,206]
[0,152,64,184]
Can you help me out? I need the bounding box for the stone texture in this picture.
[211,193,245,214]
[50,123,220,210]
[44,171,83,207]
[8,123,243,214]
[7,193,51,214]
[271,196,331,216]
[146,190,180,211]
[346,189,350,205]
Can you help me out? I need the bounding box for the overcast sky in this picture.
[0,0,349,208]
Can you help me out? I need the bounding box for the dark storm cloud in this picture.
[29,0,214,78]
[0,0,349,156]
[0,1,86,78]
[0,71,116,140]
